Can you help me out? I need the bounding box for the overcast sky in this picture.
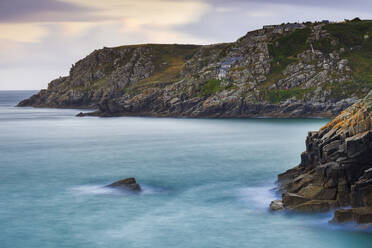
[1,0,371,90]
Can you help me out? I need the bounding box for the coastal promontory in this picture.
[18,19,372,118]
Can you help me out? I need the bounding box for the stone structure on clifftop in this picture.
[271,91,372,224]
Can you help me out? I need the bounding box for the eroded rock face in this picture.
[106,177,141,192]
[274,91,372,220]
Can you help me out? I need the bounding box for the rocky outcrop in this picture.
[106,177,141,192]
[18,20,372,117]
[271,91,372,224]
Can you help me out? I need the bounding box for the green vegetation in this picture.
[345,44,372,92]
[320,20,372,98]
[199,79,223,97]
[313,37,334,54]
[324,20,372,48]
[268,28,312,72]
[265,88,313,104]
[264,28,312,92]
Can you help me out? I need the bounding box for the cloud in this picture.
[0,0,97,22]
[1,0,372,89]
[0,23,48,43]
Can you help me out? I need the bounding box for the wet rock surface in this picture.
[274,91,372,223]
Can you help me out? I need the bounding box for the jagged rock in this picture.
[273,91,372,221]
[106,177,141,192]
[270,200,285,211]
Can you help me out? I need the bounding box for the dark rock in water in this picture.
[76,112,85,117]
[272,91,372,224]
[106,177,141,192]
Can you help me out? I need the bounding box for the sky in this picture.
[1,0,371,90]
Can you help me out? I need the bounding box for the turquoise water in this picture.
[1,91,371,248]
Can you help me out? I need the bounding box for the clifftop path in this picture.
[19,19,372,117]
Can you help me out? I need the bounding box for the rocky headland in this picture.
[18,19,372,117]
[271,90,372,225]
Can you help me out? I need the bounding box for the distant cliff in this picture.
[272,90,372,224]
[18,19,372,117]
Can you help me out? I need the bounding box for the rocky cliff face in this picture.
[272,90,372,224]
[18,20,372,117]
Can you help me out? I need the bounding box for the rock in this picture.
[270,200,284,211]
[332,207,372,224]
[282,192,310,207]
[273,91,372,221]
[290,200,336,212]
[331,209,353,223]
[106,177,141,192]
[352,207,372,224]
[298,184,323,199]
[76,112,85,117]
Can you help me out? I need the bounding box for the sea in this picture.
[1,90,371,248]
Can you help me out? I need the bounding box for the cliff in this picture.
[272,90,372,224]
[18,19,372,117]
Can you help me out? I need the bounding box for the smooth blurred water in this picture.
[1,91,371,248]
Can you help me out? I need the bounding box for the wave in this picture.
[69,184,167,196]
[237,185,276,210]
[69,185,122,196]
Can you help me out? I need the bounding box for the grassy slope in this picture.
[263,27,312,103]
[325,20,372,99]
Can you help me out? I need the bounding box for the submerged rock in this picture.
[106,177,141,192]
[273,91,372,223]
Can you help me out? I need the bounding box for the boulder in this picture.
[106,177,141,192]
[270,200,284,211]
